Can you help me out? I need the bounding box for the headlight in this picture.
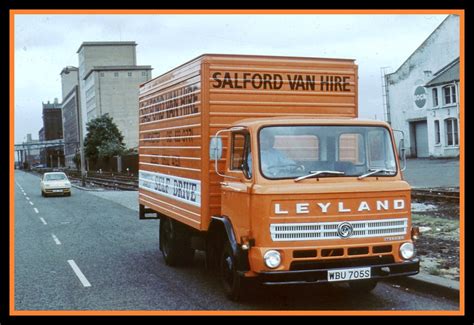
[263,250,281,269]
[400,242,415,260]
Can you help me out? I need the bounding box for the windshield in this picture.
[44,173,67,181]
[258,125,397,179]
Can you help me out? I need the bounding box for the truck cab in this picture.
[212,117,419,299]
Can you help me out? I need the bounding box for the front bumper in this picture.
[257,258,419,285]
[44,188,71,194]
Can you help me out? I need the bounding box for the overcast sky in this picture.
[13,13,449,144]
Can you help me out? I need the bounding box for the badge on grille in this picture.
[337,222,354,238]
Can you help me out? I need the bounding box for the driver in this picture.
[258,134,296,175]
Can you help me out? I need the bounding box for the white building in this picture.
[384,14,460,158]
[423,58,460,158]
[76,42,152,150]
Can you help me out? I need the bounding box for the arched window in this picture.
[445,118,459,146]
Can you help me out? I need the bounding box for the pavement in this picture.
[72,183,461,301]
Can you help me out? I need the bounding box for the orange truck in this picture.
[138,54,419,300]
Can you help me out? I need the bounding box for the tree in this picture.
[84,114,126,165]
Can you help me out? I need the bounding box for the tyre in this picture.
[348,279,378,292]
[41,191,46,197]
[219,240,246,301]
[159,217,195,267]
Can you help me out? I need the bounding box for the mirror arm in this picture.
[213,127,247,180]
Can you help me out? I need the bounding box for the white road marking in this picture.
[34,208,39,213]
[26,196,30,200]
[29,201,34,206]
[67,260,91,287]
[51,234,61,245]
[40,218,47,225]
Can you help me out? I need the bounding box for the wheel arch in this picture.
[207,215,249,272]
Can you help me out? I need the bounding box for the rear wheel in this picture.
[348,279,378,292]
[160,217,195,267]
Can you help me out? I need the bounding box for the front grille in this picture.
[270,218,408,241]
[290,255,395,271]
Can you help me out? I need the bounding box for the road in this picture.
[404,158,459,189]
[13,170,459,312]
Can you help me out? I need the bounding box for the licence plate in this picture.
[327,267,371,282]
[52,189,63,193]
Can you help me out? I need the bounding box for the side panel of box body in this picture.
[138,57,205,230]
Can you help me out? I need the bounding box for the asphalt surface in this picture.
[403,158,459,189]
[13,170,459,312]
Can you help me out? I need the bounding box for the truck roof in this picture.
[232,116,390,129]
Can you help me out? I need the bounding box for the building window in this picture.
[100,72,105,77]
[432,88,438,107]
[114,72,119,77]
[142,71,148,77]
[443,85,456,105]
[445,118,458,146]
[128,72,132,77]
[434,120,440,144]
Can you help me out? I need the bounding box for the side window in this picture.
[339,133,364,164]
[231,133,248,170]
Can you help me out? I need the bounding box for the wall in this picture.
[92,69,151,149]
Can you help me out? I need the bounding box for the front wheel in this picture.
[220,240,246,301]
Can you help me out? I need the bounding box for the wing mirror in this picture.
[209,136,223,160]
[393,130,407,171]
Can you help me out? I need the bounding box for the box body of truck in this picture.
[138,54,418,300]
[139,54,358,229]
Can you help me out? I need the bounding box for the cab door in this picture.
[221,131,253,242]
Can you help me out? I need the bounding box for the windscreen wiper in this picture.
[294,170,345,182]
[357,168,396,180]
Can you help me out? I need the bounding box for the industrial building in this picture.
[76,41,152,150]
[60,66,80,168]
[40,99,65,167]
[384,14,460,158]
